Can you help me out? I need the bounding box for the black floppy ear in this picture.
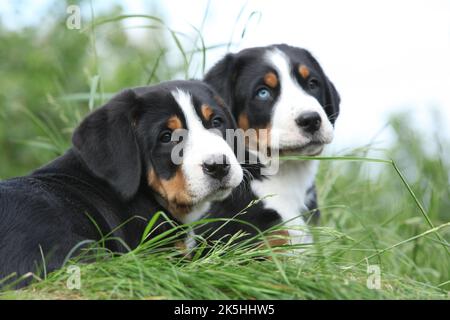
[325,79,340,125]
[204,53,236,111]
[72,89,142,200]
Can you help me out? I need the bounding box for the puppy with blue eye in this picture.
[197,44,340,247]
[0,80,243,288]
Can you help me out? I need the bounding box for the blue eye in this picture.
[256,88,271,100]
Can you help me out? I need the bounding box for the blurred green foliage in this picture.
[319,112,450,287]
[0,1,174,178]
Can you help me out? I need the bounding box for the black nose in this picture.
[295,111,322,133]
[202,155,230,181]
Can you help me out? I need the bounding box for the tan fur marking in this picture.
[147,168,192,218]
[298,65,310,79]
[266,230,290,247]
[201,104,214,121]
[167,115,182,130]
[147,169,163,195]
[264,72,278,88]
[175,240,193,259]
[238,114,273,157]
[238,113,250,131]
[255,230,290,258]
[256,125,271,150]
[175,240,187,251]
[239,125,272,157]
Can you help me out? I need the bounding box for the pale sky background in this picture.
[2,0,450,152]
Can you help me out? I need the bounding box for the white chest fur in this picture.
[251,160,318,244]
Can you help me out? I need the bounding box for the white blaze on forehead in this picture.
[170,89,243,222]
[171,89,204,131]
[264,49,334,149]
[171,88,217,167]
[265,49,291,84]
[171,88,240,167]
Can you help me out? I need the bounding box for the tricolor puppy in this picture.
[0,80,242,287]
[199,44,340,246]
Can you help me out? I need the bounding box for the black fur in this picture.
[200,44,340,245]
[205,44,340,127]
[0,80,236,288]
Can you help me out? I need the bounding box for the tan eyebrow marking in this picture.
[167,115,183,130]
[298,65,310,79]
[264,72,278,88]
[201,104,214,121]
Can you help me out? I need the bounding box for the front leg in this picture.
[304,182,321,225]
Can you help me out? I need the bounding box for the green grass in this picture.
[1,252,446,299]
[0,220,447,299]
[0,3,449,300]
[1,146,449,299]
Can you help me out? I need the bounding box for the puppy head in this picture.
[72,80,243,222]
[204,44,340,156]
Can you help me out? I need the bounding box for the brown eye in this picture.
[159,130,172,143]
[211,116,224,128]
[308,78,320,90]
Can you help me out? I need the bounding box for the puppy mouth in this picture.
[171,201,194,213]
[204,184,234,202]
[277,142,325,156]
[168,167,242,216]
[179,184,233,210]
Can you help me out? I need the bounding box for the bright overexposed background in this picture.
[2,0,450,151]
